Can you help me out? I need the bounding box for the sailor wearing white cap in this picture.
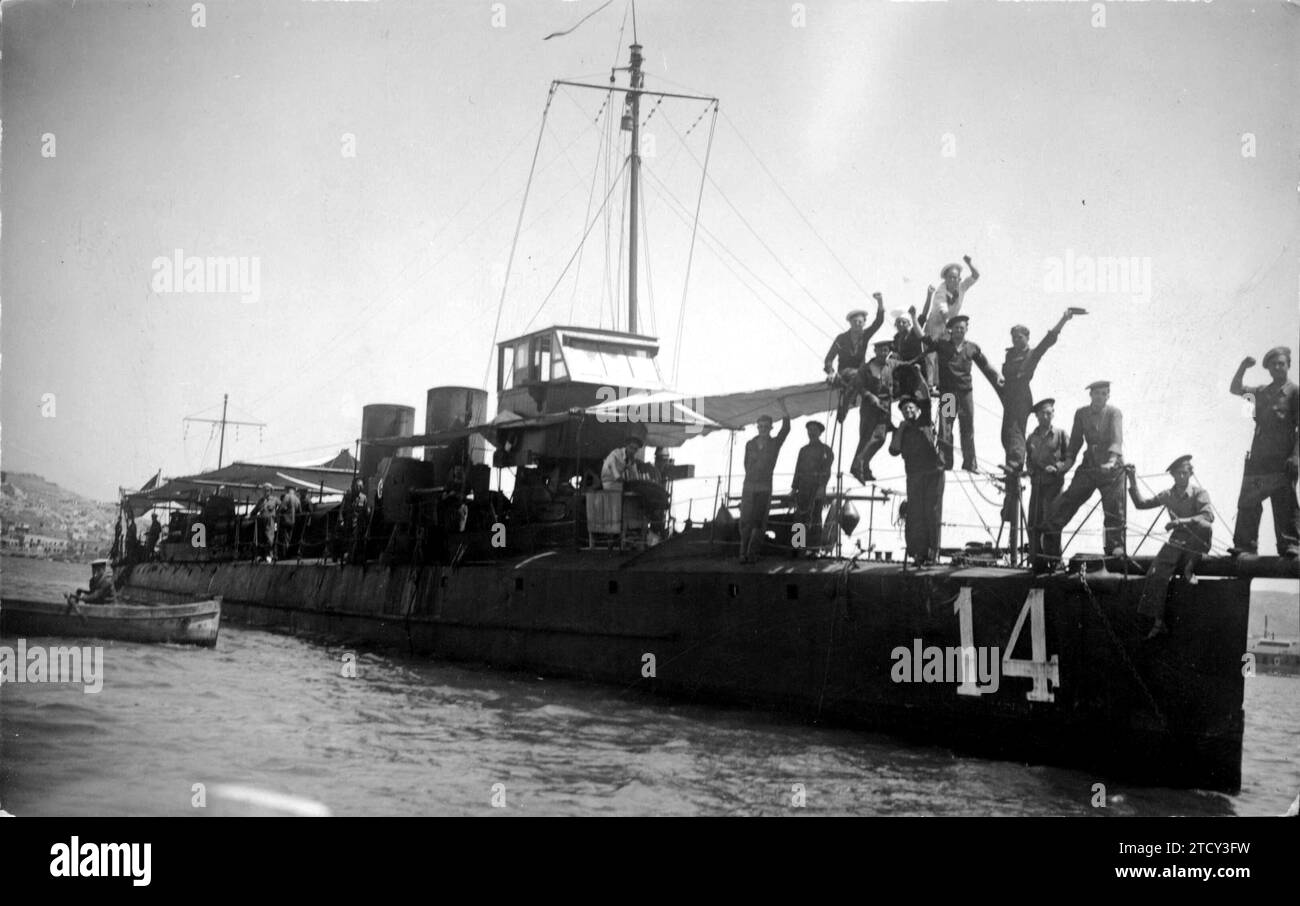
[822,293,885,383]
[72,558,118,605]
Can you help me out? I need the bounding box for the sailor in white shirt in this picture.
[923,256,980,340]
[922,255,980,393]
[601,435,645,491]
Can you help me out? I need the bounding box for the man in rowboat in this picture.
[69,559,118,606]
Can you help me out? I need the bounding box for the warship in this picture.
[105,40,1299,795]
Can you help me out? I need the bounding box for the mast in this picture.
[184,395,265,470]
[218,394,229,469]
[625,43,644,334]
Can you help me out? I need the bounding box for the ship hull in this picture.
[121,543,1249,791]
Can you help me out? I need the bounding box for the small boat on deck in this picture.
[0,596,222,647]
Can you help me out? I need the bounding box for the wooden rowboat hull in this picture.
[0,597,222,647]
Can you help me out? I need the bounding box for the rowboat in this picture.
[0,596,222,647]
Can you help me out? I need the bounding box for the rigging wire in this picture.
[656,107,841,332]
[567,88,615,323]
[523,159,632,333]
[671,101,718,385]
[482,85,559,391]
[641,165,828,351]
[248,112,549,413]
[646,70,874,302]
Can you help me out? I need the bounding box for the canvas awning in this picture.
[585,380,840,431]
[123,461,356,510]
[364,381,843,452]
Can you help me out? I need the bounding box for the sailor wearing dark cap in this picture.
[1042,380,1126,565]
[1000,309,1077,474]
[849,339,899,483]
[912,312,1002,471]
[822,292,886,391]
[792,420,835,549]
[739,414,792,563]
[889,397,945,565]
[1228,347,1299,557]
[1125,455,1215,638]
[1024,397,1070,571]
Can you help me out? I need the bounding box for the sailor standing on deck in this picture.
[1000,309,1075,473]
[144,513,163,562]
[1228,346,1300,558]
[739,414,791,564]
[792,420,834,548]
[914,314,1002,471]
[343,478,368,564]
[254,483,279,563]
[280,485,302,559]
[1025,398,1070,572]
[1126,456,1214,639]
[889,398,945,565]
[850,339,897,483]
[1042,381,1126,565]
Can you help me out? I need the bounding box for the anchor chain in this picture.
[1079,570,1166,727]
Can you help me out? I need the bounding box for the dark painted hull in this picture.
[1,597,222,647]
[120,542,1249,791]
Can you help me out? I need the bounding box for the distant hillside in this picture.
[1251,588,1300,640]
[0,471,117,556]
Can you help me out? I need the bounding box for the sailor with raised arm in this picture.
[921,256,980,395]
[1126,456,1214,639]
[739,414,791,564]
[850,339,897,483]
[1000,309,1076,474]
[892,304,929,413]
[823,293,885,383]
[1228,346,1299,558]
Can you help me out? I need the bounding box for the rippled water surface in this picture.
[2,556,1296,816]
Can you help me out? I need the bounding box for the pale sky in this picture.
[2,0,1297,556]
